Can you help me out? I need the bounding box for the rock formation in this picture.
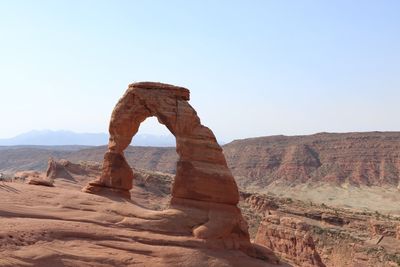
[83,82,238,204]
[255,215,325,267]
[4,132,400,191]
[369,219,395,237]
[224,132,400,187]
[14,170,54,187]
[397,225,400,240]
[46,158,101,181]
[26,176,54,187]
[83,82,259,258]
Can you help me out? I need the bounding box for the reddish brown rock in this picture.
[243,193,279,213]
[255,215,325,267]
[224,132,400,187]
[26,177,54,187]
[84,82,238,204]
[14,170,54,187]
[46,158,102,185]
[396,225,400,240]
[82,82,262,260]
[368,219,397,237]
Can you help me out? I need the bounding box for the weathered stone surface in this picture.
[255,215,325,267]
[14,170,54,187]
[368,219,397,237]
[26,177,54,187]
[0,179,287,267]
[83,82,239,205]
[81,82,262,259]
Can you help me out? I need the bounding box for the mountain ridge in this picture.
[0,130,175,147]
[2,131,400,189]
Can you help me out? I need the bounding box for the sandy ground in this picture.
[0,181,282,267]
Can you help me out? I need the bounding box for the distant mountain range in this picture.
[0,130,176,147]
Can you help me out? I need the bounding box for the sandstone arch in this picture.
[83,82,239,205]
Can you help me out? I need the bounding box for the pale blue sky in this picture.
[0,1,399,141]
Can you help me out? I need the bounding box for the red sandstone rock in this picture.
[82,82,261,259]
[26,177,54,187]
[84,82,238,204]
[45,158,102,186]
[243,193,279,213]
[368,219,397,237]
[255,215,325,267]
[14,170,54,187]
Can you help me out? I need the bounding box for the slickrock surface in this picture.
[83,82,264,261]
[255,215,325,267]
[0,182,283,267]
[0,159,287,267]
[4,159,400,266]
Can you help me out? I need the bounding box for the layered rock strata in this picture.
[255,215,325,267]
[84,82,238,204]
[82,82,262,260]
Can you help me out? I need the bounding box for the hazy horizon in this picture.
[1,1,399,141]
[3,128,400,145]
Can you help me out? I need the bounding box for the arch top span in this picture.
[128,82,190,100]
[83,82,239,205]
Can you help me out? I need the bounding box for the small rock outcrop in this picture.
[83,82,262,260]
[255,215,325,267]
[26,177,54,187]
[46,158,101,182]
[14,170,54,187]
[368,219,394,237]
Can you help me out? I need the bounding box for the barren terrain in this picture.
[0,166,282,267]
[2,132,400,214]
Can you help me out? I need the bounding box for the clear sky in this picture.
[0,1,399,141]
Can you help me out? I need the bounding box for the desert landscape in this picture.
[1,82,400,267]
[1,1,400,266]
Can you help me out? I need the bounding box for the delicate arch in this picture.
[84,82,239,205]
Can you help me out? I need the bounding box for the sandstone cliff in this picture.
[224,132,400,188]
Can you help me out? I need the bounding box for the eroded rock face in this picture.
[369,219,393,237]
[255,215,325,267]
[82,82,261,259]
[224,132,400,187]
[84,82,239,204]
[14,170,54,187]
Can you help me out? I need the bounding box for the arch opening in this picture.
[130,116,175,147]
[128,116,178,210]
